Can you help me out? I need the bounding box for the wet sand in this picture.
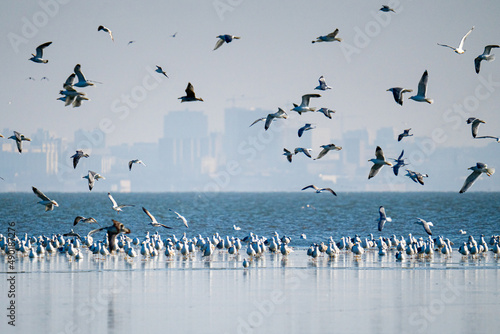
[1,250,499,334]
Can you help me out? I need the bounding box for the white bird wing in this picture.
[369,164,383,179]
[301,185,318,191]
[457,26,474,50]
[35,41,52,58]
[64,73,75,87]
[250,117,265,127]
[74,65,87,83]
[417,70,429,96]
[108,193,118,207]
[301,94,321,107]
[214,38,225,50]
[314,147,329,160]
[169,209,188,228]
[264,114,274,130]
[474,56,482,74]
[326,29,339,38]
[374,146,385,161]
[459,170,482,193]
[32,186,51,201]
[142,207,158,224]
[483,45,500,55]
[437,43,456,51]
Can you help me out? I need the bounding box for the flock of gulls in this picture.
[2,5,499,269]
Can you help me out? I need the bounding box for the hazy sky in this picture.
[1,0,500,192]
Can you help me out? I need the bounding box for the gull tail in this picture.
[425,98,434,104]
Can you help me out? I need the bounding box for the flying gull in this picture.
[108,192,135,212]
[169,209,189,228]
[29,41,52,63]
[98,25,114,41]
[314,144,342,160]
[390,150,408,176]
[314,76,332,90]
[379,5,395,12]
[32,186,59,211]
[386,87,413,106]
[459,162,495,193]
[214,34,240,50]
[82,170,105,191]
[316,108,336,119]
[466,117,485,138]
[301,185,337,196]
[312,29,342,43]
[291,94,321,115]
[298,123,315,137]
[415,218,433,235]
[474,45,499,73]
[179,82,203,102]
[265,108,288,130]
[409,70,433,104]
[283,148,294,163]
[155,65,169,78]
[377,206,392,232]
[70,150,89,169]
[368,146,392,179]
[142,207,173,229]
[73,216,99,226]
[129,159,146,171]
[8,131,31,153]
[294,147,312,158]
[405,169,428,185]
[437,26,474,54]
[398,128,413,142]
[73,64,95,87]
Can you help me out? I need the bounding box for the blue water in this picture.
[2,192,499,246]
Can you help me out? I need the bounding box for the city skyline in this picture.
[0,106,498,193]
